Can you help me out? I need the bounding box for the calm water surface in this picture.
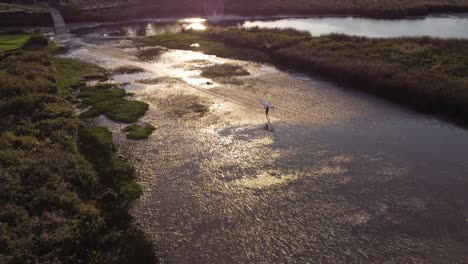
[242,14,468,38]
[71,13,468,38]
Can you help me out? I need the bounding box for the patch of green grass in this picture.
[53,57,107,92]
[112,65,146,74]
[79,84,127,104]
[78,84,149,123]
[160,94,209,119]
[139,32,271,62]
[122,124,156,140]
[0,34,30,52]
[200,63,250,78]
[136,47,166,61]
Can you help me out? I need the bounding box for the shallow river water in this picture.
[64,34,468,263]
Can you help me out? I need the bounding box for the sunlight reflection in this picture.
[179,17,207,23]
[184,23,207,30]
[179,17,207,31]
[146,50,221,89]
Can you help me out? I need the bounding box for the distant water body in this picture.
[72,13,468,39]
[242,14,468,38]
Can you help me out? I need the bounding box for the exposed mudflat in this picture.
[65,37,468,264]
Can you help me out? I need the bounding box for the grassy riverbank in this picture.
[0,34,30,52]
[140,29,468,124]
[0,35,155,263]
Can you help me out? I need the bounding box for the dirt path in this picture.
[67,38,468,264]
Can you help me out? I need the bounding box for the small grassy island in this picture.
[122,124,156,140]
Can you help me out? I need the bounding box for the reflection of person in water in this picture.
[264,113,273,131]
[259,99,273,131]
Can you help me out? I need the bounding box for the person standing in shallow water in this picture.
[259,99,273,119]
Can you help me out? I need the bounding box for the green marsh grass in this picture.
[53,57,107,92]
[0,34,30,52]
[78,84,149,123]
[122,124,156,140]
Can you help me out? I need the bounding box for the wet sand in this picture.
[66,38,468,263]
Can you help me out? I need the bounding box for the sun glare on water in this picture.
[179,17,207,30]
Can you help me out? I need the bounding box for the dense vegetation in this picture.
[0,35,155,263]
[141,28,468,124]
